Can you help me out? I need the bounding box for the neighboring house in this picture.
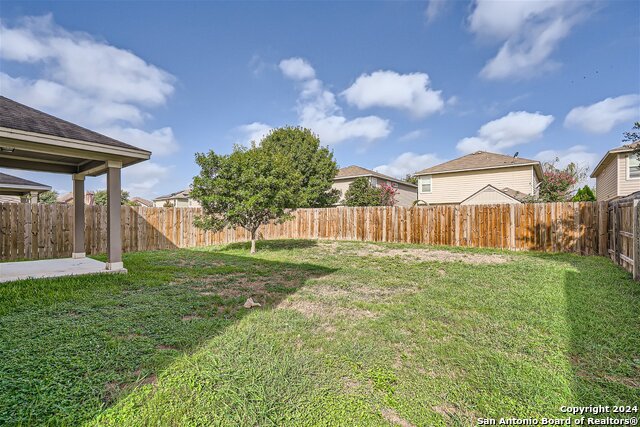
[333,165,417,207]
[58,191,95,205]
[414,151,543,205]
[153,189,201,207]
[130,196,153,207]
[0,172,51,203]
[591,141,640,201]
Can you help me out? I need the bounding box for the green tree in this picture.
[343,177,382,206]
[537,159,588,202]
[94,189,130,206]
[260,126,339,207]
[572,185,596,202]
[191,144,301,253]
[404,174,418,185]
[622,121,640,144]
[38,190,59,204]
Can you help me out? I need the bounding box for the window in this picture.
[628,155,640,179]
[420,176,432,193]
[370,177,378,187]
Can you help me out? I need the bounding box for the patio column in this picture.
[72,174,85,258]
[106,161,123,270]
[29,191,38,204]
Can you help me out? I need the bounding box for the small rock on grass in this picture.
[243,297,261,309]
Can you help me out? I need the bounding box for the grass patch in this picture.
[0,240,638,426]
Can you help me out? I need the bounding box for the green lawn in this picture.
[0,240,638,426]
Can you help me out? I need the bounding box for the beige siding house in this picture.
[153,189,201,207]
[333,166,417,207]
[591,141,640,201]
[414,151,542,205]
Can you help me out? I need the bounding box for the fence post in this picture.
[634,200,640,280]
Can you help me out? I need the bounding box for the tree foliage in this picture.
[572,185,596,202]
[622,121,640,144]
[343,177,397,206]
[404,174,418,185]
[94,189,130,206]
[190,144,301,253]
[37,190,59,204]
[537,158,588,202]
[260,126,339,207]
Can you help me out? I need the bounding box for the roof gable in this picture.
[416,151,542,179]
[335,165,417,187]
[591,140,639,178]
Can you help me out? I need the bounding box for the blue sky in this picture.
[1,0,639,198]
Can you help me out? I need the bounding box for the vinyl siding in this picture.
[460,187,519,205]
[595,156,618,201]
[153,197,201,208]
[417,166,535,205]
[332,177,417,207]
[618,153,640,197]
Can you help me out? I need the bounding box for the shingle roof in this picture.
[417,151,541,176]
[500,187,529,202]
[0,96,149,152]
[0,172,50,190]
[130,197,153,207]
[335,165,417,187]
[154,189,191,201]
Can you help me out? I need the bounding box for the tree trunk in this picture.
[250,228,257,254]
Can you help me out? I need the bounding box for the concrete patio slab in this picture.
[0,257,126,283]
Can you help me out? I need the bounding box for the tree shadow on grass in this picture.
[552,253,640,407]
[0,244,336,426]
[220,239,319,252]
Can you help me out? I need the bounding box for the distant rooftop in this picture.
[335,165,417,187]
[417,151,541,177]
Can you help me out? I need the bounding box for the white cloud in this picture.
[375,152,442,179]
[342,70,444,117]
[0,15,178,164]
[279,57,391,145]
[236,122,273,145]
[279,57,316,81]
[564,94,640,134]
[456,111,554,154]
[468,0,590,79]
[122,161,173,198]
[425,0,447,23]
[100,127,179,156]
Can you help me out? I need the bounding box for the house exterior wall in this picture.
[618,153,640,197]
[153,197,201,208]
[595,156,619,201]
[332,177,417,207]
[417,166,536,205]
[460,187,519,205]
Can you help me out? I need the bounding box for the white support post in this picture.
[72,174,86,258]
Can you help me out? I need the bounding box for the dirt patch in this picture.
[181,314,202,321]
[341,376,361,391]
[604,374,640,388]
[156,344,177,351]
[360,248,509,264]
[380,408,415,427]
[278,299,377,319]
[306,284,414,300]
[433,403,459,417]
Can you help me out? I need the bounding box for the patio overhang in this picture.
[0,96,151,277]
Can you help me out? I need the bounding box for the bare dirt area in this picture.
[317,241,510,264]
[278,299,378,320]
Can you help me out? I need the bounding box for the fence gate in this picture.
[607,194,640,279]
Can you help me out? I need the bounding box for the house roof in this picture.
[130,196,153,207]
[57,190,95,203]
[154,189,191,201]
[0,172,51,193]
[416,151,543,180]
[460,184,527,205]
[590,140,640,178]
[335,165,417,188]
[0,96,147,152]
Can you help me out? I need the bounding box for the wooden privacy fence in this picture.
[1,202,611,263]
[607,195,640,278]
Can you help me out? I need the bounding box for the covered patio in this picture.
[0,96,151,280]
